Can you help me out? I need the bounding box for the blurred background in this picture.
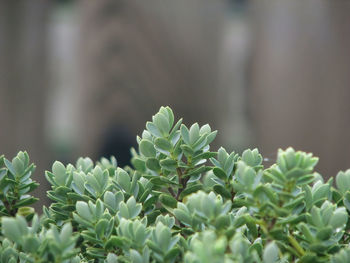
[1,0,350,206]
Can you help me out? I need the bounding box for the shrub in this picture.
[1,106,350,262]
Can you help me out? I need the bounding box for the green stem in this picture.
[288,234,305,257]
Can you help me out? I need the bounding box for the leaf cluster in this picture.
[1,106,350,262]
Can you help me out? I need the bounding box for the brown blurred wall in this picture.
[1,0,350,195]
[78,0,227,160]
[0,0,51,206]
[79,0,350,178]
[249,0,350,178]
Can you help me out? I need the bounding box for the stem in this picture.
[255,219,268,234]
[288,234,305,257]
[168,187,176,198]
[1,177,20,216]
[257,218,304,258]
[5,175,21,216]
[3,199,15,216]
[176,168,183,200]
[176,167,183,178]
[161,170,179,199]
[176,167,189,200]
[230,187,235,202]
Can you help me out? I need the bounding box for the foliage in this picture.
[1,106,350,262]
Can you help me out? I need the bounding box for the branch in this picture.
[176,167,189,200]
[168,187,176,198]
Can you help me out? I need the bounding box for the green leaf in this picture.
[299,223,315,243]
[192,135,207,151]
[4,159,16,176]
[223,153,236,176]
[310,207,323,228]
[132,157,146,172]
[192,151,217,162]
[164,247,180,261]
[159,194,178,208]
[213,184,231,199]
[180,144,194,157]
[153,112,170,135]
[312,183,330,205]
[242,148,262,168]
[179,184,202,200]
[118,202,130,219]
[316,227,333,241]
[121,196,142,219]
[105,236,129,249]
[263,242,279,263]
[2,217,23,242]
[13,197,38,208]
[189,123,200,145]
[173,208,192,226]
[106,253,118,263]
[130,249,143,263]
[160,158,177,172]
[147,210,162,225]
[296,174,315,186]
[170,118,183,137]
[12,157,24,175]
[165,106,174,127]
[60,223,73,244]
[206,131,217,145]
[139,139,156,157]
[139,188,151,203]
[200,124,211,135]
[253,185,276,203]
[0,167,7,180]
[17,207,35,218]
[344,192,350,212]
[336,170,350,195]
[22,236,40,253]
[52,161,67,185]
[213,167,227,180]
[214,214,231,230]
[155,138,173,152]
[146,158,161,171]
[183,166,211,178]
[329,208,348,229]
[149,176,179,187]
[235,161,257,191]
[146,122,162,137]
[180,125,190,145]
[76,201,93,222]
[104,191,123,212]
[117,168,131,192]
[95,219,109,238]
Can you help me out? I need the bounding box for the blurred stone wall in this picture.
[78,0,350,178]
[77,0,227,164]
[0,0,51,206]
[249,0,350,178]
[1,0,350,197]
